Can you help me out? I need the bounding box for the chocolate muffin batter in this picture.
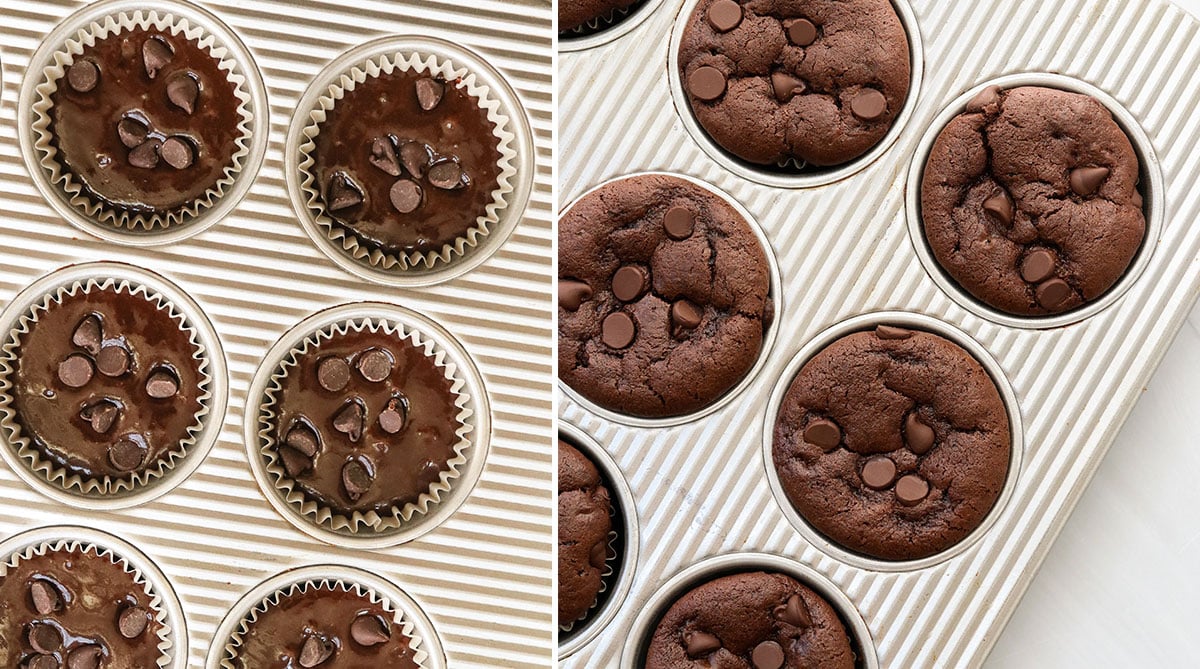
[228,583,418,668]
[8,287,204,483]
[559,174,772,418]
[49,27,242,216]
[772,325,1011,561]
[677,0,910,168]
[558,439,612,626]
[269,328,463,517]
[560,0,639,32]
[921,85,1146,315]
[0,545,165,669]
[311,70,502,256]
[645,571,855,669]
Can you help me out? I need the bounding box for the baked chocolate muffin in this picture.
[311,69,501,257]
[48,27,242,219]
[559,174,772,418]
[268,327,464,517]
[7,285,205,484]
[677,0,910,168]
[772,325,1011,561]
[558,439,612,627]
[645,571,855,668]
[227,583,418,668]
[0,544,166,669]
[921,85,1146,315]
[560,0,639,32]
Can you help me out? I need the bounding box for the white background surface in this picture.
[986,2,1200,664]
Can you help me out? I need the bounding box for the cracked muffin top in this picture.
[921,85,1146,316]
[558,174,772,418]
[677,0,911,168]
[771,324,1011,561]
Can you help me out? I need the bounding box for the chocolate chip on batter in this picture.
[27,622,62,653]
[142,35,174,79]
[771,72,805,102]
[612,266,649,302]
[378,396,407,434]
[117,116,151,150]
[160,136,195,170]
[285,422,320,457]
[875,324,913,340]
[118,604,150,638]
[342,455,375,500]
[166,71,200,114]
[803,418,841,451]
[369,137,403,176]
[389,179,423,213]
[1035,278,1073,309]
[400,141,434,178]
[80,399,120,434]
[1069,165,1109,197]
[687,66,726,101]
[109,437,148,472]
[982,190,1014,226]
[684,630,722,657]
[773,593,812,628]
[752,641,785,669]
[904,413,935,454]
[663,206,695,239]
[298,632,336,667]
[278,445,312,478]
[785,18,818,46]
[601,312,636,349]
[861,456,897,489]
[128,138,162,169]
[30,579,64,615]
[66,646,102,669]
[850,88,888,121]
[415,77,445,111]
[559,280,592,311]
[25,655,59,669]
[707,0,743,32]
[895,473,930,505]
[1020,249,1057,284]
[58,354,94,388]
[670,299,703,334]
[96,344,131,377]
[428,159,469,190]
[350,613,392,647]
[333,400,366,442]
[72,314,103,354]
[326,173,364,212]
[66,59,100,93]
[317,357,352,392]
[357,348,394,382]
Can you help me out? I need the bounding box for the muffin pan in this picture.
[560,0,1200,666]
[0,0,552,667]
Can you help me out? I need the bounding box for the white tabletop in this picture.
[986,3,1200,664]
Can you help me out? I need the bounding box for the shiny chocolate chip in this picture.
[861,456,897,489]
[804,418,841,450]
[30,579,63,615]
[117,117,151,150]
[285,422,320,457]
[350,613,392,647]
[142,36,174,79]
[333,400,365,442]
[850,88,888,120]
[72,314,103,354]
[601,312,636,349]
[559,280,592,311]
[25,655,59,669]
[66,645,103,669]
[687,66,726,101]
[118,605,150,638]
[166,71,200,114]
[326,173,363,212]
[357,348,394,383]
[128,138,162,169]
[342,456,375,500]
[278,446,312,478]
[428,159,469,190]
[774,594,812,628]
[369,137,402,176]
[66,59,100,93]
[895,473,930,505]
[1070,166,1109,197]
[389,179,423,214]
[904,413,935,455]
[160,136,195,170]
[58,354,94,388]
[663,206,695,239]
[28,621,63,653]
[109,437,148,472]
[399,141,434,178]
[80,399,120,434]
[96,345,131,377]
[771,72,805,102]
[145,367,180,399]
[684,630,721,657]
[752,641,785,669]
[415,77,445,111]
[298,632,336,667]
[379,397,407,434]
[317,357,351,392]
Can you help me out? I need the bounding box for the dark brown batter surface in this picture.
[558,174,772,418]
[228,583,418,669]
[9,287,204,483]
[645,571,855,669]
[312,69,502,256]
[921,85,1146,315]
[49,27,242,216]
[558,439,611,626]
[772,325,1011,561]
[269,328,463,517]
[0,546,166,669]
[560,0,639,32]
[677,0,910,168]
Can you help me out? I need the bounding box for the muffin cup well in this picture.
[0,263,227,509]
[208,565,445,669]
[245,302,491,550]
[559,0,666,52]
[0,525,187,669]
[761,311,1024,572]
[21,0,268,244]
[905,73,1165,329]
[288,35,532,286]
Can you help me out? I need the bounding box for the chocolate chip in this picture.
[751,640,785,669]
[850,88,888,121]
[333,400,365,442]
[983,190,1014,226]
[771,72,805,102]
[786,18,818,46]
[875,325,913,340]
[670,299,703,332]
[285,422,320,457]
[298,633,335,667]
[28,621,63,653]
[342,456,375,500]
[72,314,103,354]
[128,138,162,169]
[96,345,130,377]
[278,446,312,478]
[589,541,607,568]
[58,354,94,388]
[966,85,1002,113]
[415,77,445,111]
[687,66,726,101]
[117,117,150,150]
[160,136,195,170]
[357,348,394,382]
[166,71,199,114]
[804,418,840,450]
[611,265,649,302]
[601,312,636,349]
[25,655,59,669]
[326,173,363,212]
[1036,277,1073,309]
[428,159,469,190]
[145,368,179,398]
[66,59,100,93]
[399,141,434,178]
[80,400,120,434]
[389,179,423,213]
[317,357,351,392]
[118,605,150,638]
[350,613,392,647]
[684,630,721,658]
[895,473,930,505]
[559,280,592,311]
[904,413,935,455]
[379,397,407,434]
[861,456,897,489]
[66,645,102,669]
[1070,166,1109,196]
[369,137,402,176]
[663,206,695,239]
[109,437,148,472]
[707,0,742,31]
[142,36,174,79]
[774,594,812,628]
[1021,249,1057,284]
[29,580,63,615]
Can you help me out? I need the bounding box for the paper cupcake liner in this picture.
[0,277,213,495]
[297,47,518,271]
[257,317,474,534]
[219,577,431,669]
[560,522,619,633]
[1,537,175,667]
[30,8,255,230]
